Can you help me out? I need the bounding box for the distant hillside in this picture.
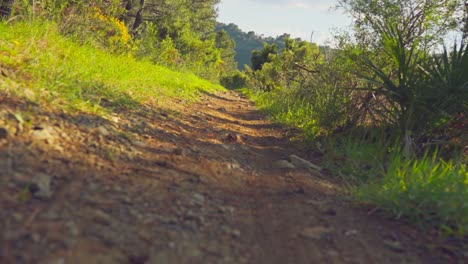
[216,22,334,70]
[216,22,297,70]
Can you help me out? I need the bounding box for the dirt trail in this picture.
[0,91,463,263]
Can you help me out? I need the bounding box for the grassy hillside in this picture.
[0,22,224,116]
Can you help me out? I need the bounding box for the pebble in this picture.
[218,206,235,214]
[383,240,404,252]
[173,148,190,156]
[273,160,296,169]
[92,209,114,225]
[300,226,333,240]
[31,173,54,199]
[132,141,146,147]
[221,144,234,151]
[49,258,65,264]
[31,233,41,242]
[66,221,80,236]
[31,125,55,141]
[97,126,110,136]
[192,193,205,205]
[289,155,322,171]
[345,229,359,237]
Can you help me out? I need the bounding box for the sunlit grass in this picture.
[0,21,224,115]
[356,153,468,236]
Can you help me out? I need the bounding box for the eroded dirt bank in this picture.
[0,91,464,263]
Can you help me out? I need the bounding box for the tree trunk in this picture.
[0,0,13,18]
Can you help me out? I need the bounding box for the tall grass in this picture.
[0,21,224,115]
[356,153,468,236]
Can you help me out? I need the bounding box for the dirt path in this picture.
[0,91,463,263]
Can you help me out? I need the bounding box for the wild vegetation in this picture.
[238,0,468,237]
[1,0,237,82]
[1,0,467,246]
[0,0,228,116]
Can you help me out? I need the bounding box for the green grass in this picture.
[356,153,468,236]
[240,88,333,140]
[0,21,224,115]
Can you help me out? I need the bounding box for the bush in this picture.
[220,71,249,89]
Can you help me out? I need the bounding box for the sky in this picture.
[217,0,352,45]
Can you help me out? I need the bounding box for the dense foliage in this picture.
[0,0,237,81]
[216,22,295,69]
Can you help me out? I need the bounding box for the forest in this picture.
[0,0,467,262]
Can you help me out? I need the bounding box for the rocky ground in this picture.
[0,91,466,263]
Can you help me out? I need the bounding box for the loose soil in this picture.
[0,90,465,263]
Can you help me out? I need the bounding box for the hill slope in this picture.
[0,22,224,116]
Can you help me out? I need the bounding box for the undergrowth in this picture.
[0,21,224,115]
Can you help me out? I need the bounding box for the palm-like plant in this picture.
[424,41,468,118]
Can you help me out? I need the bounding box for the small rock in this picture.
[273,160,296,169]
[92,209,113,225]
[344,229,359,236]
[66,221,80,236]
[31,173,54,199]
[0,127,8,139]
[173,148,190,156]
[218,206,235,214]
[383,240,404,252]
[225,133,239,142]
[231,229,241,237]
[31,125,55,141]
[221,144,234,151]
[226,161,241,170]
[49,258,65,264]
[192,193,205,205]
[218,107,228,112]
[121,195,132,204]
[289,155,322,171]
[300,226,333,240]
[222,226,241,237]
[132,141,146,147]
[97,126,110,136]
[31,232,41,242]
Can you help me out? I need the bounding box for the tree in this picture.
[338,0,464,49]
[215,30,237,74]
[251,43,277,71]
[338,0,467,153]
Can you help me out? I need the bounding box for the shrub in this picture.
[220,70,249,89]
